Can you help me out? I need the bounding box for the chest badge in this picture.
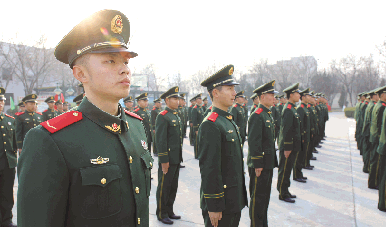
[172,120,176,122]
[8,122,11,125]
[105,123,120,133]
[226,115,232,120]
[141,140,148,150]
[91,156,109,164]
[228,130,233,133]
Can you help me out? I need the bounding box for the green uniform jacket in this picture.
[276,103,283,132]
[188,105,193,124]
[377,107,386,155]
[156,107,183,164]
[250,104,258,114]
[278,102,301,152]
[43,108,58,121]
[362,101,376,137]
[370,101,386,143]
[271,105,279,133]
[192,104,204,132]
[354,101,362,120]
[308,104,317,137]
[357,102,368,138]
[277,103,284,115]
[17,98,153,226]
[135,107,152,145]
[247,105,278,169]
[198,107,248,213]
[230,103,246,137]
[0,113,17,168]
[203,105,213,119]
[297,103,311,143]
[202,104,208,113]
[16,110,43,149]
[151,107,162,131]
[177,106,185,127]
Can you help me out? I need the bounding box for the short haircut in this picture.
[286,93,291,99]
[209,85,223,100]
[72,54,90,69]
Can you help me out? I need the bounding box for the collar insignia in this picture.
[266,120,270,122]
[228,130,233,133]
[90,156,109,165]
[172,120,176,122]
[141,140,148,150]
[105,123,120,133]
[226,115,233,120]
[268,111,272,114]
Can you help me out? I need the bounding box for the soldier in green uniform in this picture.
[250,93,259,113]
[18,102,25,113]
[179,94,188,138]
[231,91,246,145]
[355,93,366,149]
[135,93,153,154]
[16,94,43,154]
[43,96,58,121]
[0,88,17,227]
[293,88,311,183]
[369,86,386,189]
[248,80,278,227]
[55,100,64,115]
[123,95,134,111]
[277,83,301,203]
[151,98,162,156]
[358,92,369,155]
[63,101,69,112]
[198,64,247,227]
[192,94,204,159]
[376,88,386,211]
[155,86,183,225]
[306,92,318,163]
[270,96,279,141]
[188,98,196,146]
[202,96,208,112]
[17,9,153,226]
[362,90,379,173]
[203,104,213,119]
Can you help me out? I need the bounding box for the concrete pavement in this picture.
[11,112,386,226]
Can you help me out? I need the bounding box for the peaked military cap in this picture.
[153,98,162,103]
[253,80,278,96]
[123,96,133,103]
[179,93,186,99]
[22,94,38,103]
[203,96,208,101]
[309,91,316,97]
[63,101,69,105]
[44,96,55,103]
[299,88,312,96]
[55,9,137,67]
[283,83,301,94]
[73,93,84,104]
[235,90,245,98]
[0,87,5,101]
[250,93,258,100]
[368,89,378,97]
[190,97,196,102]
[200,64,239,91]
[278,94,285,99]
[136,92,149,101]
[376,86,386,94]
[55,100,63,105]
[18,101,25,107]
[161,86,179,100]
[194,93,202,100]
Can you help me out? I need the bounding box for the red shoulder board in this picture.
[40,111,82,133]
[160,110,168,115]
[287,104,292,109]
[134,108,139,112]
[233,104,237,108]
[382,103,386,107]
[194,105,197,109]
[209,106,212,110]
[307,104,311,108]
[190,105,193,107]
[43,109,48,112]
[15,112,24,116]
[255,108,263,115]
[124,110,143,120]
[36,112,43,115]
[152,107,156,111]
[4,114,14,119]
[366,102,368,105]
[208,112,218,122]
[301,104,304,108]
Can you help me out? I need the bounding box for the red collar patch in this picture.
[287,104,292,109]
[301,104,304,108]
[160,110,168,115]
[255,108,263,115]
[209,106,212,110]
[208,112,219,122]
[125,110,143,121]
[382,103,386,107]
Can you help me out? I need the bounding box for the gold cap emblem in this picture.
[111,15,123,34]
[229,67,234,75]
[175,87,179,92]
[272,81,275,86]
[32,94,35,98]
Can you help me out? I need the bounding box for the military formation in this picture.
[0,9,335,227]
[354,86,386,213]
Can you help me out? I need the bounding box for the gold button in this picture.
[101,178,106,184]
[243,158,245,161]
[33,119,35,121]
[232,139,234,142]
[34,124,36,126]
[150,162,153,167]
[129,156,133,163]
[3,142,5,144]
[224,185,227,189]
[138,218,140,224]
[2,134,5,136]
[241,145,243,148]
[4,149,6,151]
[135,187,139,194]
[1,126,3,128]
[169,148,170,151]
[263,152,265,155]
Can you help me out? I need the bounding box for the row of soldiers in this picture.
[354,86,386,212]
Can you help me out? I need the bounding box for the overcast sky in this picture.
[1,0,386,78]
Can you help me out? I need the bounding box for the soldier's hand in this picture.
[255,168,263,177]
[153,130,155,134]
[208,211,222,227]
[284,150,291,158]
[162,162,169,174]
[190,123,193,127]
[195,131,198,135]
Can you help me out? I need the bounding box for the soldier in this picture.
[0,88,17,227]
[191,94,204,159]
[73,93,83,107]
[155,86,183,225]
[358,92,370,157]
[277,94,285,115]
[293,88,311,183]
[231,91,247,145]
[277,83,301,203]
[203,104,213,119]
[151,98,163,157]
[42,96,58,121]
[135,93,153,154]
[123,95,134,111]
[270,96,279,141]
[362,90,379,173]
[15,94,43,154]
[188,97,196,146]
[248,80,278,227]
[198,65,247,227]
[355,93,366,149]
[179,94,188,138]
[250,93,259,113]
[376,89,386,211]
[369,86,386,189]
[55,100,64,115]
[202,96,208,112]
[63,101,69,112]
[18,102,25,113]
[17,9,153,226]
[307,92,318,162]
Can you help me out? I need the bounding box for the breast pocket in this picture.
[224,134,237,156]
[140,152,153,197]
[79,164,122,219]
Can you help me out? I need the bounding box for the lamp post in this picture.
[54,83,62,95]
[66,87,74,96]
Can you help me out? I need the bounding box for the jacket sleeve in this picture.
[198,121,225,212]
[282,109,294,151]
[297,108,305,139]
[151,111,157,130]
[192,108,199,131]
[15,116,23,149]
[248,113,264,168]
[17,128,69,227]
[156,114,169,163]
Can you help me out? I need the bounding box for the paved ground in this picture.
[11,112,386,226]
